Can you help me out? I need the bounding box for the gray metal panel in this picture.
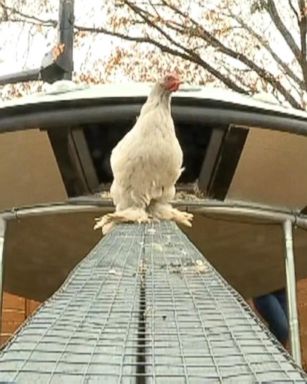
[0,221,306,383]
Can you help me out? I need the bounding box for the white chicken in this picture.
[94,73,193,234]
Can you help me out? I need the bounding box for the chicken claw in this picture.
[94,208,151,234]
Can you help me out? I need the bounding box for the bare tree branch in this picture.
[160,0,301,108]
[297,0,307,87]
[0,1,57,26]
[0,17,55,26]
[119,0,251,93]
[74,23,248,93]
[288,0,300,23]
[265,0,301,61]
[232,13,304,88]
[0,0,8,21]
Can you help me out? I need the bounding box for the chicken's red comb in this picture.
[163,72,182,92]
[164,72,180,80]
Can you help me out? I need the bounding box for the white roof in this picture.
[1,81,307,120]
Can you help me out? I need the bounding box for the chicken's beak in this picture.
[169,79,182,92]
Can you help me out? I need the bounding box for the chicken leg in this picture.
[148,185,193,227]
[148,201,193,227]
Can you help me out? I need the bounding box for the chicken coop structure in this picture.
[1,83,307,381]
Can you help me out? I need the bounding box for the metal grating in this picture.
[0,225,143,383]
[0,221,306,383]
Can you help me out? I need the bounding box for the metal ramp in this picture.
[0,222,305,383]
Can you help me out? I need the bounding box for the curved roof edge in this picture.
[1,82,307,120]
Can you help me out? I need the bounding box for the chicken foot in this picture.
[148,202,193,227]
[94,207,151,235]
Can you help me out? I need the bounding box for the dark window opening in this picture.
[82,120,220,185]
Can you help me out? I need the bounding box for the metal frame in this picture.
[0,217,5,337]
[283,220,302,365]
[0,199,305,366]
[1,103,307,136]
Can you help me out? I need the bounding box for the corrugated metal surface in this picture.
[0,222,305,383]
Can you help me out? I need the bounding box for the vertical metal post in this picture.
[58,0,74,80]
[283,219,302,365]
[0,218,6,338]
